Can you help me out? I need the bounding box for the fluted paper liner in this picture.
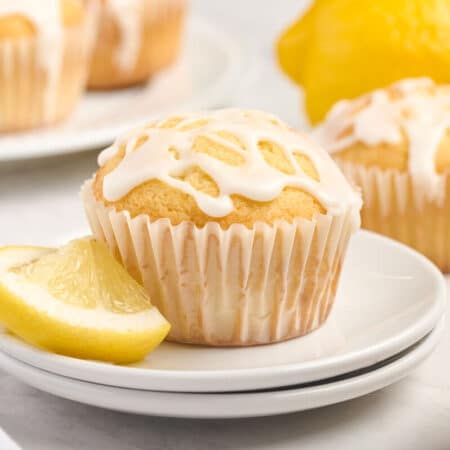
[82,181,356,346]
[0,12,95,132]
[337,159,450,272]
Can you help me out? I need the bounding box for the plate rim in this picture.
[0,230,445,393]
[0,16,244,162]
[0,317,444,419]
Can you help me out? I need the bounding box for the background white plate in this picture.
[0,318,444,419]
[0,231,445,393]
[0,17,243,161]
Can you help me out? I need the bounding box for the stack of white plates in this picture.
[0,231,445,419]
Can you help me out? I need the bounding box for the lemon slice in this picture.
[0,238,170,363]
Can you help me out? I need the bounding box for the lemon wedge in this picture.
[0,238,170,363]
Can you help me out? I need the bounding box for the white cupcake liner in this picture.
[0,12,95,131]
[337,159,450,271]
[337,160,449,212]
[82,181,356,346]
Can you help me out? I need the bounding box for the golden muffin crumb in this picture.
[335,130,450,174]
[93,112,328,228]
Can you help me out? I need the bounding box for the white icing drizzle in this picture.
[106,0,142,72]
[98,109,361,224]
[315,77,450,199]
[104,0,184,72]
[0,0,64,119]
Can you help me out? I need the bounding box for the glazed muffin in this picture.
[82,109,361,346]
[87,0,186,90]
[315,77,450,271]
[0,0,95,132]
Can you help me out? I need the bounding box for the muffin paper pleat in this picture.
[337,159,450,272]
[82,181,356,346]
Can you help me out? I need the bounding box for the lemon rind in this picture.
[0,245,170,363]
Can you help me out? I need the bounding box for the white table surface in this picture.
[1,1,450,449]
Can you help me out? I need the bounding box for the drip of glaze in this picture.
[106,0,142,72]
[315,78,450,200]
[98,109,361,225]
[0,0,64,119]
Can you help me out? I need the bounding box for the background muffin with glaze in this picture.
[87,0,187,89]
[83,109,361,346]
[315,78,450,271]
[0,0,94,132]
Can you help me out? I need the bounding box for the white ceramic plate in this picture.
[0,17,242,161]
[0,231,445,393]
[0,318,444,419]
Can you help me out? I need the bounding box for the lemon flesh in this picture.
[0,239,170,363]
[277,0,450,123]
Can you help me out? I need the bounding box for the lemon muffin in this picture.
[87,0,186,90]
[82,109,361,346]
[0,0,95,132]
[315,77,450,271]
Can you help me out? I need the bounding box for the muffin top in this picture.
[315,78,450,196]
[94,109,361,228]
[0,0,85,39]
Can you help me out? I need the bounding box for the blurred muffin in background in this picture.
[0,0,94,132]
[315,78,450,272]
[87,0,187,90]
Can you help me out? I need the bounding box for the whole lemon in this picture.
[277,0,450,124]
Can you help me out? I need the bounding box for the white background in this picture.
[1,1,450,449]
